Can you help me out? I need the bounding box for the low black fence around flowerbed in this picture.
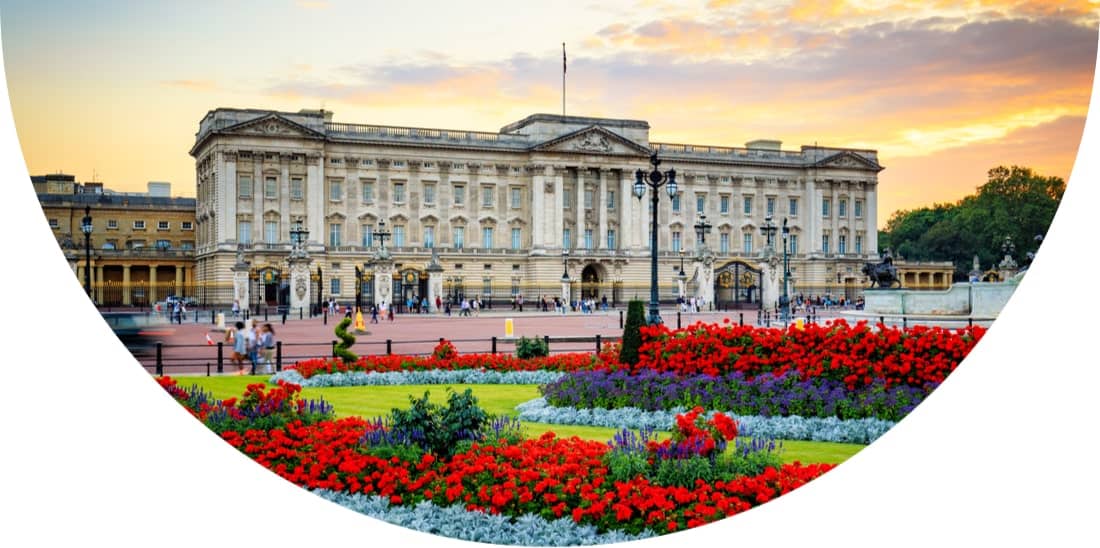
[136,334,622,376]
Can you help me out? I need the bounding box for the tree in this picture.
[619,300,647,366]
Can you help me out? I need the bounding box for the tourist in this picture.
[228,321,248,375]
[370,304,379,324]
[388,302,395,322]
[472,298,480,317]
[435,295,442,312]
[517,294,524,312]
[259,323,276,374]
[460,299,470,317]
[232,299,240,319]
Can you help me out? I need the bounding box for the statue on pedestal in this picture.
[863,248,901,288]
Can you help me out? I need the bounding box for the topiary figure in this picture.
[334,317,358,363]
[619,300,646,366]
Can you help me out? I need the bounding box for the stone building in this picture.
[37,180,197,306]
[190,108,885,312]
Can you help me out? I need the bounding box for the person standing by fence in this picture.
[259,323,276,374]
[228,321,248,375]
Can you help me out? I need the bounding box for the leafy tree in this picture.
[619,300,646,366]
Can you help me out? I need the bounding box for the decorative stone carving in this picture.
[573,133,613,153]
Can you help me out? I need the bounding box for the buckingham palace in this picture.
[190,108,883,312]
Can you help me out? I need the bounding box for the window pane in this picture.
[672,194,680,212]
[362,182,374,202]
[482,187,493,206]
[238,221,251,244]
[394,226,405,247]
[424,226,434,248]
[511,228,521,250]
[264,221,278,244]
[607,229,615,249]
[393,183,405,203]
[766,197,775,216]
[329,224,342,247]
[330,278,341,295]
[264,177,277,199]
[839,199,847,217]
[822,234,829,253]
[362,225,374,247]
[742,233,752,253]
[454,186,465,205]
[855,200,863,217]
[584,189,593,209]
[672,231,681,252]
[720,196,729,214]
[238,176,252,198]
[454,227,464,249]
[607,190,615,210]
[720,233,729,253]
[330,181,342,201]
[789,198,798,216]
[424,184,435,204]
[563,228,571,249]
[291,178,303,200]
[743,196,752,215]
[822,199,830,216]
[584,229,593,250]
[511,188,521,208]
[482,227,493,248]
[696,195,705,212]
[790,234,798,254]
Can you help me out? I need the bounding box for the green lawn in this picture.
[168,375,865,465]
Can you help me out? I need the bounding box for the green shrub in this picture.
[334,317,358,363]
[605,451,651,484]
[388,388,490,457]
[516,336,549,359]
[619,300,646,365]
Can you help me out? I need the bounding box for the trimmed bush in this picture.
[333,317,358,363]
[516,336,549,359]
[618,300,646,366]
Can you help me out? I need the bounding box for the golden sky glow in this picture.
[2,0,1096,225]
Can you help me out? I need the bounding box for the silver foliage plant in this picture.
[515,397,896,444]
[312,489,654,546]
[270,369,566,387]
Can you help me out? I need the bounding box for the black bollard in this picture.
[739,313,743,326]
[282,312,287,325]
[323,310,327,325]
[299,307,303,320]
[264,308,269,322]
[216,342,224,374]
[155,342,163,376]
[386,339,392,355]
[544,335,551,354]
[595,334,602,353]
[619,310,624,329]
[276,341,282,372]
[492,336,498,355]
[331,340,337,358]
[677,311,681,329]
[206,362,210,377]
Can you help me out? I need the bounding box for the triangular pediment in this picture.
[813,151,882,171]
[532,126,650,156]
[220,114,325,140]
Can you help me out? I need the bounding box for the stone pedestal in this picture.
[232,265,251,313]
[287,255,312,314]
[561,280,571,305]
[759,252,781,312]
[426,249,444,313]
[692,251,716,309]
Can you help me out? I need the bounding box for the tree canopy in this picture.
[878,166,1064,278]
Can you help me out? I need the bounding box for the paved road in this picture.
[128,307,796,376]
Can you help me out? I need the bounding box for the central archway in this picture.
[580,263,603,300]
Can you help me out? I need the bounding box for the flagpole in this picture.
[562,42,566,117]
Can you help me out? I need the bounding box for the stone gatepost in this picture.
[287,255,312,314]
[426,248,444,312]
[372,252,396,309]
[759,252,781,312]
[231,245,251,312]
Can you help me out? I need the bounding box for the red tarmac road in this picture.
[131,307,793,376]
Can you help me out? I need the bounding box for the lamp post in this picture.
[81,206,93,299]
[760,215,777,252]
[289,220,310,251]
[354,265,363,312]
[373,219,392,252]
[693,213,712,250]
[781,218,790,325]
[633,152,678,325]
[561,249,571,305]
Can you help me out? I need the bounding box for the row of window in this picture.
[98,239,194,251]
[49,219,193,231]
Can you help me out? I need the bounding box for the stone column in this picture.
[287,255,312,314]
[122,264,132,306]
[619,172,633,251]
[221,151,237,245]
[575,169,585,248]
[149,265,158,304]
[427,264,444,313]
[175,265,183,297]
[253,158,263,244]
[95,265,104,304]
[532,167,545,249]
[280,154,292,242]
[306,153,324,248]
[553,167,565,249]
[867,183,878,256]
[598,169,608,250]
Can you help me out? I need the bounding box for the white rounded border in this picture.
[2,21,1097,548]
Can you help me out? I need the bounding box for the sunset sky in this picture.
[1,0,1096,225]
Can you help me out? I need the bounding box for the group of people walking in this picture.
[225,321,277,375]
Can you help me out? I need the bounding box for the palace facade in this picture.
[191,109,885,311]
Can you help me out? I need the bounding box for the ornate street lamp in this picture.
[81,206,93,299]
[760,215,777,252]
[561,249,570,283]
[693,213,712,250]
[633,152,678,325]
[289,220,310,251]
[374,219,392,252]
[781,218,791,325]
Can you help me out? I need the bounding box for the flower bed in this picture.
[632,320,984,389]
[157,376,333,434]
[541,369,928,421]
[272,368,566,387]
[516,398,894,444]
[290,351,602,379]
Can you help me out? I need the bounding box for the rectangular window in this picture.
[584,229,593,250]
[393,226,405,247]
[264,221,278,244]
[155,239,171,250]
[742,233,753,254]
[330,278,341,296]
[107,219,118,229]
[672,231,682,252]
[361,224,374,247]
[424,226,435,248]
[767,197,775,217]
[584,189,593,210]
[454,185,465,206]
[510,188,521,209]
[133,220,146,230]
[481,186,493,207]
[264,176,277,199]
[720,195,730,214]
[181,221,193,230]
[453,227,465,249]
[743,196,753,215]
[607,229,616,249]
[822,234,830,253]
[563,188,572,209]
[607,190,616,211]
[329,180,342,201]
[839,234,847,254]
[483,277,493,297]
[238,175,252,198]
[855,234,863,254]
[328,223,342,247]
[511,228,521,250]
[672,194,681,213]
[855,199,864,218]
[180,241,194,250]
[822,198,831,217]
[839,199,848,217]
[361,181,374,203]
[291,178,303,200]
[789,198,798,216]
[720,233,730,254]
[393,182,406,204]
[790,234,798,254]
[157,221,170,230]
[482,227,493,248]
[563,228,571,249]
[238,221,251,244]
[696,194,705,213]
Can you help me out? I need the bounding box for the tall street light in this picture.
[81,206,93,299]
[374,219,392,253]
[634,152,677,325]
[693,213,712,249]
[781,218,790,325]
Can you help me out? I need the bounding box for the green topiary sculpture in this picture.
[334,317,358,363]
[619,300,646,366]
